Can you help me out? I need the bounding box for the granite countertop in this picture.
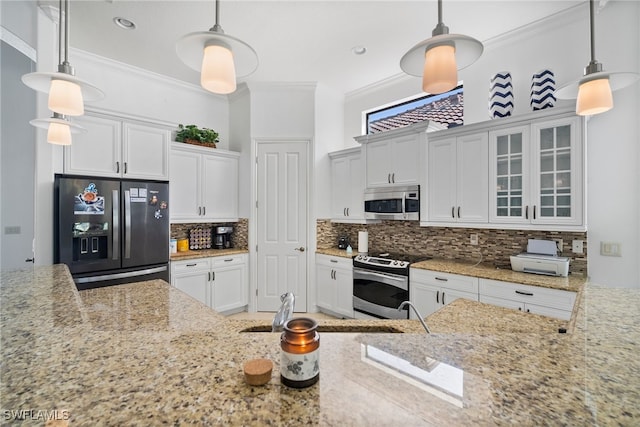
[170,248,249,261]
[315,248,586,293]
[1,265,638,425]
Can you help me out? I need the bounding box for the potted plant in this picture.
[175,124,219,148]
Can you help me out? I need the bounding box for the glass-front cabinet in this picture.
[489,115,584,229]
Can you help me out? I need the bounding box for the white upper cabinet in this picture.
[169,142,239,223]
[423,108,585,231]
[64,112,170,180]
[488,113,584,229]
[427,132,488,223]
[354,121,430,188]
[329,147,367,223]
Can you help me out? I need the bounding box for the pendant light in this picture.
[176,0,258,94]
[30,114,87,146]
[556,0,639,116]
[21,0,104,116]
[400,0,483,94]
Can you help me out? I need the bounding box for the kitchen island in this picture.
[1,265,638,425]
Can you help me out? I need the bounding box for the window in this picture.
[366,85,463,134]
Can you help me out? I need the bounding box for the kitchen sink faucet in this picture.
[398,301,431,333]
[272,292,296,332]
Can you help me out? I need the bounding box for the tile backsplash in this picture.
[317,220,587,276]
[171,218,248,249]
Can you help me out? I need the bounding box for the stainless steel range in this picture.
[353,252,430,320]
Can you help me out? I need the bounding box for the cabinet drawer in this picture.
[316,254,353,270]
[211,254,246,268]
[171,259,211,273]
[410,269,479,294]
[479,278,576,312]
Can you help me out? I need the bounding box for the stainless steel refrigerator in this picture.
[54,174,170,290]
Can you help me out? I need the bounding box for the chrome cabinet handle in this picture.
[330,259,338,263]
[198,206,202,216]
[435,277,448,282]
[212,271,215,281]
[294,247,305,252]
[202,206,206,216]
[208,272,211,281]
[451,206,455,218]
[116,161,120,173]
[186,263,197,267]
[25,258,35,263]
[343,208,346,216]
[442,292,446,305]
[525,205,529,220]
[388,173,391,184]
[457,206,461,218]
[436,290,439,304]
[124,162,128,174]
[533,205,537,220]
[391,173,395,183]
[346,208,349,216]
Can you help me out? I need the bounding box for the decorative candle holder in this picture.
[280,317,320,388]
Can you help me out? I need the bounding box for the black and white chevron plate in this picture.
[489,72,514,119]
[530,69,556,110]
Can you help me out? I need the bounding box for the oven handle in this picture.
[353,267,408,291]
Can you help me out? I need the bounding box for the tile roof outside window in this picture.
[368,89,464,134]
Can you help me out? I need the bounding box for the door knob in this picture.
[294,247,305,252]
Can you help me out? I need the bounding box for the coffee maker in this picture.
[214,226,233,249]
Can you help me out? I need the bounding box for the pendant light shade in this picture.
[21,0,104,115]
[30,114,87,146]
[556,0,639,115]
[201,43,237,94]
[401,0,483,94]
[176,0,258,94]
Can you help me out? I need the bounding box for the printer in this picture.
[510,239,570,277]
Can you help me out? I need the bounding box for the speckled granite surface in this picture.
[170,248,248,261]
[1,265,638,425]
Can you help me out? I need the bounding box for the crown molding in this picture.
[1,26,37,62]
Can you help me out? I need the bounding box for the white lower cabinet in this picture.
[171,254,248,314]
[409,269,479,318]
[479,278,576,320]
[316,254,353,318]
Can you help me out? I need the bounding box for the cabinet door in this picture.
[169,148,202,221]
[531,116,583,226]
[346,154,365,219]
[201,153,239,221]
[479,294,525,312]
[489,126,531,224]
[122,123,169,180]
[456,133,489,222]
[331,155,351,219]
[64,114,121,177]
[172,260,211,307]
[409,282,441,319]
[391,134,420,186]
[316,263,336,310]
[365,140,392,187]
[440,288,478,306]
[427,137,457,222]
[334,267,354,318]
[212,264,247,313]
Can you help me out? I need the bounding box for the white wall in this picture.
[342,1,640,287]
[228,85,252,218]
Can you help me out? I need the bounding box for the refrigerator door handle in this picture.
[124,190,132,259]
[112,190,120,260]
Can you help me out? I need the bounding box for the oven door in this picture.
[353,267,409,319]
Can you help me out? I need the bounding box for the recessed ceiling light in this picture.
[352,46,367,55]
[113,17,136,30]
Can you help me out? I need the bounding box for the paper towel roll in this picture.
[358,231,368,254]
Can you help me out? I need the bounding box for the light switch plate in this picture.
[572,240,583,254]
[470,234,478,245]
[600,241,622,257]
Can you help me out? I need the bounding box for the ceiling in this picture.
[57,0,584,96]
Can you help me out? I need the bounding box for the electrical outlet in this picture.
[470,234,478,245]
[552,238,563,253]
[572,240,584,254]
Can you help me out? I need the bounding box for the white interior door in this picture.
[256,140,308,312]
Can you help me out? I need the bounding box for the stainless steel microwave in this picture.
[364,185,420,220]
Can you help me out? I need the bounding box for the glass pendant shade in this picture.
[201,44,237,94]
[576,77,613,116]
[422,44,458,94]
[48,78,84,116]
[47,121,73,145]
